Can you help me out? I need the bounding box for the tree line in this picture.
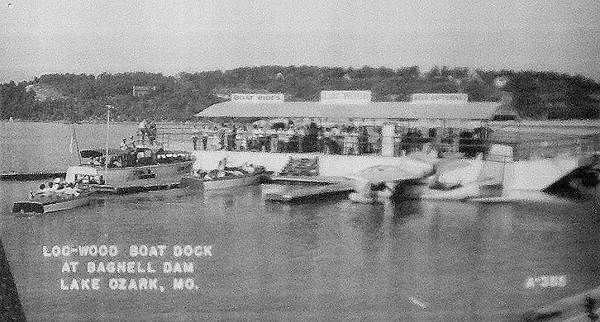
[1,66,599,122]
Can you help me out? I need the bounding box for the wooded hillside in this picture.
[1,66,599,121]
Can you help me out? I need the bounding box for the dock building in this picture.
[194,90,517,157]
[153,90,598,192]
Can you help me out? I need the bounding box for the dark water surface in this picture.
[1,122,600,321]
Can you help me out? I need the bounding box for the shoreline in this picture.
[3,119,600,126]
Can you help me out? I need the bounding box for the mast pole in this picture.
[72,124,81,165]
[105,105,113,172]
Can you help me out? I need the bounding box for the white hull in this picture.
[395,181,502,201]
[68,161,194,193]
[189,150,599,193]
[13,193,93,214]
[349,153,600,203]
[181,173,265,190]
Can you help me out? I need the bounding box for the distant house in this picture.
[25,83,65,101]
[132,86,156,97]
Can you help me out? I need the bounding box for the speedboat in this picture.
[66,145,194,194]
[12,190,93,214]
[181,163,271,190]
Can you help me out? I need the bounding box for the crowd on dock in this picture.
[191,122,383,155]
[188,121,491,157]
[138,119,158,144]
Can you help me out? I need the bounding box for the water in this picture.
[0,121,137,173]
[1,122,600,321]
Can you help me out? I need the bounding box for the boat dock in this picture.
[270,175,349,184]
[264,176,355,202]
[0,171,66,181]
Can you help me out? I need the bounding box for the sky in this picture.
[1,0,599,82]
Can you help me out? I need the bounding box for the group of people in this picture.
[187,121,492,159]
[195,159,264,181]
[32,178,81,199]
[120,136,137,151]
[138,119,157,143]
[395,127,491,158]
[191,122,383,155]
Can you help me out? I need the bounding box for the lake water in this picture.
[1,122,599,321]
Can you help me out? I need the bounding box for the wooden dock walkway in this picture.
[270,175,349,184]
[0,171,66,181]
[263,181,355,202]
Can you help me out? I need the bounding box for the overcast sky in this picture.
[1,0,599,82]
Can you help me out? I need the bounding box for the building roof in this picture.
[195,101,515,120]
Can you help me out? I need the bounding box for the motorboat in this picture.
[66,145,194,194]
[12,190,93,214]
[181,163,271,190]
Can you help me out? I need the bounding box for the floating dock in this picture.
[270,175,349,184]
[0,171,66,181]
[263,181,354,202]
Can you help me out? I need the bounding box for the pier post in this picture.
[381,124,395,157]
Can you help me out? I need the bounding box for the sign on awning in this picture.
[230,93,284,103]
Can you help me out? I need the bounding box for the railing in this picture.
[156,124,600,161]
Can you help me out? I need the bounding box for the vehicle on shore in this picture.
[66,143,194,194]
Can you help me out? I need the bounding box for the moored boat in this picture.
[12,191,93,215]
[66,145,195,194]
[181,163,270,190]
[181,172,268,190]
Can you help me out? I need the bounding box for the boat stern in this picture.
[12,202,44,214]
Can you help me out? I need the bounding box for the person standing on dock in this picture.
[128,136,136,149]
[138,119,147,142]
[147,121,157,143]
[120,138,128,150]
[192,133,198,150]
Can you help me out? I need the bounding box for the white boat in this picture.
[347,144,600,203]
[12,191,93,214]
[346,159,434,203]
[66,147,195,193]
[398,180,503,200]
[181,172,269,190]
